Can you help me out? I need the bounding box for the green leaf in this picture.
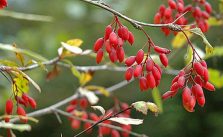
[0,43,47,61]
[208,69,223,88]
[152,88,163,113]
[132,101,148,115]
[219,0,223,13]
[0,59,18,66]
[184,46,193,65]
[208,17,223,26]
[189,28,214,55]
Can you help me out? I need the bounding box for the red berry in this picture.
[159,53,168,67]
[152,66,161,80]
[71,119,80,129]
[17,106,27,123]
[202,11,210,19]
[22,94,29,103]
[121,125,131,137]
[93,38,104,52]
[84,123,92,133]
[171,75,179,85]
[125,67,134,81]
[5,99,13,114]
[117,46,125,62]
[168,0,176,9]
[121,103,130,115]
[134,65,143,78]
[127,31,134,45]
[162,90,178,100]
[104,25,113,40]
[205,2,212,14]
[0,0,7,9]
[105,40,112,53]
[109,49,118,62]
[96,49,104,64]
[118,37,124,46]
[154,64,162,74]
[192,84,204,98]
[164,8,172,19]
[89,113,99,121]
[159,5,166,16]
[109,32,118,47]
[177,3,184,13]
[146,58,154,72]
[4,116,10,123]
[146,72,156,89]
[203,82,215,91]
[170,82,180,92]
[194,75,203,86]
[80,98,88,109]
[66,105,75,112]
[200,60,207,68]
[154,13,161,24]
[193,62,204,76]
[111,130,120,137]
[28,97,37,109]
[99,126,111,135]
[135,49,144,64]
[182,87,196,112]
[120,26,129,41]
[139,77,149,91]
[177,76,185,87]
[154,46,171,54]
[197,96,205,107]
[203,68,209,82]
[125,56,135,66]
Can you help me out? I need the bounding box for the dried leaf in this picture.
[147,102,159,114]
[109,117,143,125]
[91,106,105,115]
[13,75,29,97]
[79,87,99,105]
[46,65,61,81]
[132,101,148,115]
[84,85,110,97]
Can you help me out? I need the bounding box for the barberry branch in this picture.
[54,109,148,137]
[80,0,182,31]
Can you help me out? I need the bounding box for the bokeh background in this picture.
[0,0,223,137]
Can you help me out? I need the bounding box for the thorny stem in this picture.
[74,106,133,137]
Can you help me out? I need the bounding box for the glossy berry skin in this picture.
[93,38,104,52]
[117,46,125,62]
[17,106,27,123]
[182,87,196,112]
[125,56,136,66]
[135,49,144,64]
[5,99,13,114]
[28,97,37,109]
[125,67,133,81]
[159,53,168,67]
[104,25,113,40]
[134,65,143,78]
[96,49,104,64]
[127,31,134,45]
[139,77,149,91]
[0,0,7,9]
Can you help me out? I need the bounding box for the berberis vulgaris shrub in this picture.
[0,0,221,137]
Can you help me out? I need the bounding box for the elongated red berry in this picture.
[164,8,172,19]
[154,46,171,54]
[104,25,113,40]
[135,49,144,64]
[22,94,29,103]
[89,113,99,121]
[84,123,92,133]
[146,58,154,72]
[80,98,88,109]
[5,99,13,114]
[125,67,133,81]
[105,40,112,53]
[118,38,124,46]
[146,72,156,89]
[109,49,117,63]
[197,97,205,107]
[125,56,135,66]
[182,87,196,112]
[71,119,81,129]
[193,62,204,76]
[177,76,185,87]
[159,53,168,67]
[109,32,118,47]
[203,82,215,91]
[200,60,207,68]
[177,3,184,13]
[152,66,161,80]
[134,65,143,78]
[117,46,125,62]
[203,68,209,82]
[111,129,120,137]
[205,2,212,14]
[93,38,104,52]
[162,90,178,100]
[66,105,75,112]
[121,125,131,137]
[17,106,27,123]
[96,49,104,64]
[192,84,204,98]
[127,31,134,45]
[159,5,166,16]
[28,97,37,109]
[154,64,162,74]
[171,75,179,85]
[170,82,180,91]
[154,13,161,24]
[168,0,176,9]
[194,75,203,86]
[139,77,149,91]
[121,26,129,41]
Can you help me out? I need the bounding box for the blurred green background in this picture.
[0,0,223,137]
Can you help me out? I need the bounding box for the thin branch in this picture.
[54,109,148,137]
[9,79,133,123]
[0,10,53,22]
[80,0,182,31]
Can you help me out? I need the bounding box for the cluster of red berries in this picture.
[66,98,132,137]
[162,60,215,112]
[125,45,170,91]
[0,0,7,9]
[93,16,134,64]
[154,0,212,35]
[5,93,37,122]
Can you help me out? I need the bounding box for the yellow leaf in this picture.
[172,30,193,48]
[208,17,223,26]
[84,85,110,97]
[13,75,29,97]
[66,39,83,47]
[79,72,93,86]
